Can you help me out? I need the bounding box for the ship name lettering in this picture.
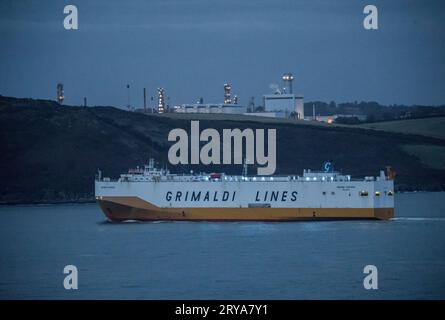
[191,191,201,201]
[255,191,297,202]
[166,191,235,202]
[281,191,288,201]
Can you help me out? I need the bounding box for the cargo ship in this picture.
[95,159,394,221]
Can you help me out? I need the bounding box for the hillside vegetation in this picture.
[358,117,445,140]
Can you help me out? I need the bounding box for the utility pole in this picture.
[126,84,131,110]
[143,88,147,113]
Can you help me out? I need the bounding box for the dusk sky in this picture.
[1,0,444,107]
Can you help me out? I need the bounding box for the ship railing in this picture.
[96,174,381,183]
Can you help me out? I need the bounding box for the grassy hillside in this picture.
[358,117,445,140]
[1,97,445,203]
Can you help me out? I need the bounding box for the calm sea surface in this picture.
[1,192,445,299]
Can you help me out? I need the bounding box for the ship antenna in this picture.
[242,158,248,177]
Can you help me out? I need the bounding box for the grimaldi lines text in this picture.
[95,159,395,221]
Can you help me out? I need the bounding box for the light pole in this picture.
[126,84,130,110]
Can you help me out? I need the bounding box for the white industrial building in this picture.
[263,93,304,119]
[259,73,305,119]
[174,103,247,114]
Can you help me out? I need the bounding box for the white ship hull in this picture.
[95,176,395,221]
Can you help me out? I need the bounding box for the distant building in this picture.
[247,112,288,118]
[56,83,64,104]
[263,93,304,119]
[174,82,245,114]
[224,83,232,104]
[157,88,165,113]
[174,103,247,114]
[258,72,304,119]
[282,73,294,94]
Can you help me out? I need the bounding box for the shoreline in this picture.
[0,199,96,206]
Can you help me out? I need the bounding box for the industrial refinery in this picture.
[174,82,247,114]
[173,73,305,119]
[56,83,64,104]
[54,73,305,119]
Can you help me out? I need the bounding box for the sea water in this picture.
[0,192,444,299]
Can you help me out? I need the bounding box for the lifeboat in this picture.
[209,173,221,180]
